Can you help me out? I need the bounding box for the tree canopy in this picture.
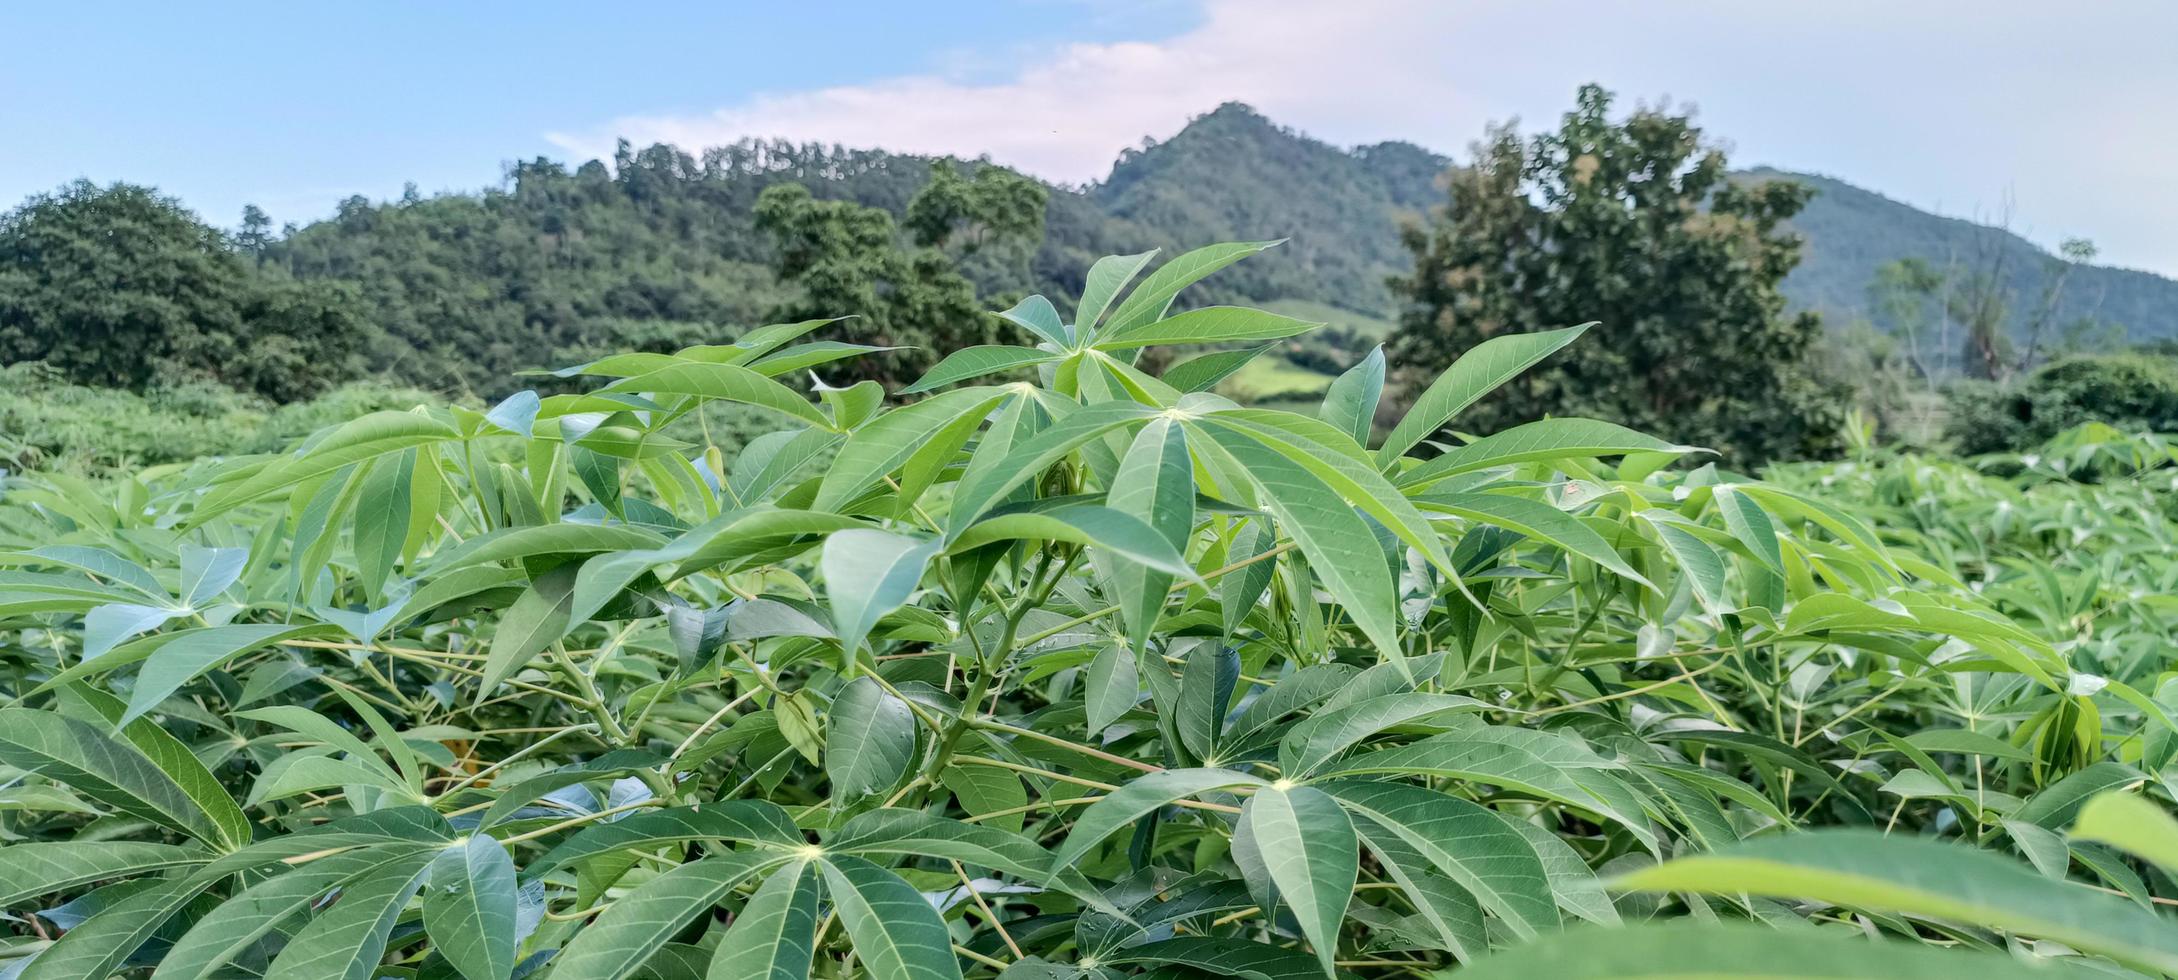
[1389,85,1847,464]
[0,181,365,400]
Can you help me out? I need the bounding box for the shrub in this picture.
[1948,352,2178,455]
[0,243,2173,978]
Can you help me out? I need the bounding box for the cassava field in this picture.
[3,243,2178,979]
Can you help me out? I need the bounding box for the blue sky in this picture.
[6,1,2175,275]
[0,1,1197,226]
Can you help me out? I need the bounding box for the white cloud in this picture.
[548,0,2178,273]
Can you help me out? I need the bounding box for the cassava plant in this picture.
[2,241,2178,979]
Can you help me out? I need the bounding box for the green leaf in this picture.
[818,387,1014,513]
[476,564,578,698]
[353,450,414,601]
[56,683,252,850]
[1240,786,1355,975]
[943,401,1156,537]
[263,848,436,980]
[1105,937,1323,979]
[820,854,965,980]
[940,764,1028,832]
[0,841,202,906]
[1085,641,1140,737]
[157,845,435,980]
[550,853,781,980]
[527,802,805,875]
[1108,418,1194,653]
[1613,829,2178,974]
[1074,250,1158,335]
[902,346,1060,394]
[1100,241,1281,339]
[1096,306,1320,351]
[1377,323,1590,464]
[120,623,336,726]
[1319,346,1385,447]
[1161,343,1274,393]
[707,860,821,980]
[424,835,518,980]
[1421,492,1650,586]
[177,544,247,609]
[1051,769,1264,870]
[828,810,1085,897]
[826,677,917,803]
[822,529,940,658]
[997,294,1069,348]
[1323,725,1657,850]
[1397,418,1692,490]
[1451,921,2085,980]
[1320,780,1558,938]
[0,708,231,845]
[950,504,1194,579]
[191,412,457,524]
[601,361,830,428]
[2011,762,2146,829]
[2071,791,2178,875]
[1278,693,1492,777]
[1189,425,1404,664]
[17,870,216,980]
[80,602,180,661]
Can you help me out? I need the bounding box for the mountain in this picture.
[1753,167,2178,343]
[250,102,2177,396]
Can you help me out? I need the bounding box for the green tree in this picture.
[756,180,1027,386]
[0,181,365,400]
[1389,85,1845,464]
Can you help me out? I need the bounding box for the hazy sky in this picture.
[5,1,2172,274]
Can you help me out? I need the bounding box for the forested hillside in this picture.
[1754,167,2178,342]
[14,102,2175,401]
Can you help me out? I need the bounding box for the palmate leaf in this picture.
[1320,780,1559,939]
[424,835,518,980]
[708,859,821,980]
[600,361,831,428]
[1050,769,1265,870]
[1239,786,1356,976]
[525,801,805,876]
[1395,418,1693,490]
[820,854,965,980]
[1376,323,1591,464]
[1093,306,1321,350]
[1188,423,1406,664]
[123,622,340,725]
[1107,418,1194,653]
[0,841,203,906]
[262,848,436,980]
[550,852,784,980]
[1453,921,2090,980]
[902,346,1060,394]
[826,677,917,803]
[2071,791,2178,875]
[822,529,941,658]
[155,845,437,980]
[0,708,234,845]
[1097,240,1282,340]
[1615,829,2178,974]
